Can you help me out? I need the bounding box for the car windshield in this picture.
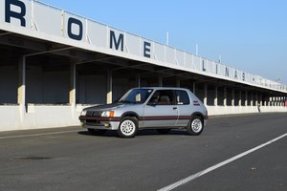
[117,89,153,104]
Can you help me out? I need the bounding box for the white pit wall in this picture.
[0,105,286,132]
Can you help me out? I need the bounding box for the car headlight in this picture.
[101,111,115,118]
[81,110,87,116]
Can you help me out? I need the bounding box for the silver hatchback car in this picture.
[79,87,208,138]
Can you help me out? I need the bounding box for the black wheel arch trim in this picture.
[191,112,205,121]
[121,112,140,120]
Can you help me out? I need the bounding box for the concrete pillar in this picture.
[268,97,271,106]
[192,82,196,94]
[259,94,263,106]
[250,93,254,106]
[231,89,235,106]
[176,79,181,87]
[18,56,26,106]
[106,71,113,104]
[255,93,259,106]
[18,56,26,120]
[264,95,267,106]
[245,91,248,106]
[136,74,141,88]
[158,76,163,87]
[204,83,208,105]
[238,91,242,106]
[69,63,76,106]
[223,87,227,106]
[214,86,218,106]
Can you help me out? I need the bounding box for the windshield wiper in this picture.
[118,100,132,104]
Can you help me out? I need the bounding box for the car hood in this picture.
[85,103,125,111]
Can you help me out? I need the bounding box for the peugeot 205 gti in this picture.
[79,87,208,138]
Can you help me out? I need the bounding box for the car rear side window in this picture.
[176,90,190,105]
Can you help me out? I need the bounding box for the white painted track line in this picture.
[158,133,287,191]
[0,130,79,140]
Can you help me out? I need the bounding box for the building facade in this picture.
[0,0,286,131]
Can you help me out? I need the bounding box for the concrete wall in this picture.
[0,106,20,131]
[0,105,286,132]
[207,106,287,116]
[0,105,88,131]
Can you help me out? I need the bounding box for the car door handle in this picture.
[173,107,178,110]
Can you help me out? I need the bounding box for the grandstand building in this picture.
[0,0,286,131]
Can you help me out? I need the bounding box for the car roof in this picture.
[133,87,191,91]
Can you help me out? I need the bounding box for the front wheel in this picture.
[187,116,204,136]
[117,117,138,138]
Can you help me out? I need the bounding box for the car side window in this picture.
[176,90,190,105]
[148,90,175,105]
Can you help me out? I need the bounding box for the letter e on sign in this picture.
[143,41,151,58]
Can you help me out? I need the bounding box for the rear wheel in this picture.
[117,117,138,138]
[187,116,204,135]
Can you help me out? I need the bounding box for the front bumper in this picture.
[79,116,120,130]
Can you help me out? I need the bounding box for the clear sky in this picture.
[40,0,287,84]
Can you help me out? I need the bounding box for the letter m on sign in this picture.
[110,30,124,51]
[5,0,26,27]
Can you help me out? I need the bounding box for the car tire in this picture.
[87,128,107,135]
[117,117,138,138]
[187,116,204,136]
[157,129,171,134]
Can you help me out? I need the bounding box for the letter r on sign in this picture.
[5,0,26,27]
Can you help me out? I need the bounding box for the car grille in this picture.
[86,111,101,117]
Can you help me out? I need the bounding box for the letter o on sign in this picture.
[67,17,83,41]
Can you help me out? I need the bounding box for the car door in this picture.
[142,90,178,128]
[175,90,192,127]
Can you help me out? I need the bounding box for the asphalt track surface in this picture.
[0,113,286,191]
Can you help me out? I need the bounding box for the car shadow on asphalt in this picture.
[78,129,189,138]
